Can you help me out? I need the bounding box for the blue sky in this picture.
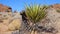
[0,0,60,12]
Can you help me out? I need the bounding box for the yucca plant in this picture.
[25,4,47,34]
[25,4,47,23]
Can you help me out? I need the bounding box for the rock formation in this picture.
[0,4,12,12]
[50,4,60,10]
[0,4,22,34]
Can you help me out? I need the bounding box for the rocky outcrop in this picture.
[50,4,60,10]
[0,4,22,34]
[46,8,60,34]
[0,12,22,34]
[0,4,12,12]
[36,8,60,34]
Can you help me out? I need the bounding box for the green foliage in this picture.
[25,4,47,23]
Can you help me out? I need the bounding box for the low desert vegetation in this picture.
[24,4,48,34]
[25,4,47,23]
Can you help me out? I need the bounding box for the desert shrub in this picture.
[25,4,47,23]
[25,4,48,34]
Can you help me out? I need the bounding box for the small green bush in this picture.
[25,4,47,23]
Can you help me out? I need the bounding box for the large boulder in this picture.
[0,12,22,34]
[37,8,60,34]
[46,8,60,34]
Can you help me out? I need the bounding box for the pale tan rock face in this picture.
[45,8,60,34]
[0,23,8,32]
[0,12,22,34]
[8,19,21,31]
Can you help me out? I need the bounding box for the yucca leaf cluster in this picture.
[25,4,47,23]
